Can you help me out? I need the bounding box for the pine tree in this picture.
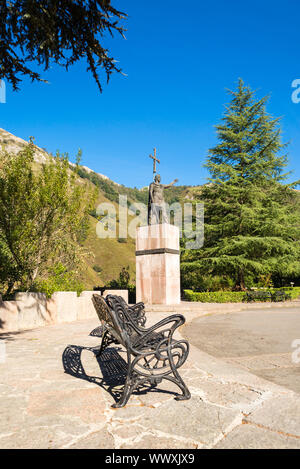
[181,79,300,290]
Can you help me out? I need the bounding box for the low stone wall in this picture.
[0,290,128,333]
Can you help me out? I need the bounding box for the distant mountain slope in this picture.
[0,127,49,163]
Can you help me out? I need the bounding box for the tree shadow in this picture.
[62,344,177,405]
[0,328,35,341]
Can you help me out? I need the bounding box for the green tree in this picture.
[0,0,126,91]
[33,263,84,298]
[181,79,300,290]
[0,141,96,295]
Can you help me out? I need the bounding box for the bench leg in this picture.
[173,370,191,401]
[111,374,137,408]
[96,329,109,358]
[168,353,191,401]
[111,350,137,408]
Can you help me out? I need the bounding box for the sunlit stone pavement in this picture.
[1,306,300,449]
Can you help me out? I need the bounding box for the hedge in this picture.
[271,287,300,300]
[183,287,300,303]
[184,290,246,303]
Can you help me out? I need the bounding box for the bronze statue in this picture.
[148,174,178,224]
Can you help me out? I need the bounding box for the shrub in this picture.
[117,238,127,243]
[93,265,103,273]
[184,289,246,303]
[184,287,300,303]
[270,287,300,300]
[105,266,136,303]
[32,264,84,298]
[181,272,234,292]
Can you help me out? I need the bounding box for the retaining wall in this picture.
[0,290,128,333]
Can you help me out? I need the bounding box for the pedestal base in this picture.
[136,224,180,305]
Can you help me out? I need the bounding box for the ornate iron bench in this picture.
[245,291,272,302]
[92,294,191,408]
[111,295,146,327]
[271,290,292,302]
[245,290,292,303]
[90,295,146,341]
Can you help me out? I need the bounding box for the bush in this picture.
[270,287,300,300]
[32,264,84,298]
[105,266,136,303]
[184,290,246,303]
[181,272,235,292]
[92,265,102,273]
[184,287,300,303]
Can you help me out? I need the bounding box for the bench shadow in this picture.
[62,344,178,405]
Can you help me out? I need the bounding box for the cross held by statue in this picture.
[149,148,160,176]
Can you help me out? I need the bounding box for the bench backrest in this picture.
[92,294,139,348]
[106,294,146,327]
[92,294,113,327]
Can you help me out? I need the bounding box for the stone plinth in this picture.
[136,224,180,305]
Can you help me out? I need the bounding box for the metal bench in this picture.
[271,290,292,302]
[245,290,292,303]
[90,295,146,342]
[245,291,272,302]
[92,294,191,408]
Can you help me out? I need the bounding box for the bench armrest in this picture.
[137,314,185,335]
[128,314,186,353]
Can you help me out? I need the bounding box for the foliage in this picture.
[92,265,103,274]
[75,164,187,207]
[181,271,235,292]
[257,274,274,289]
[280,287,300,300]
[106,266,136,303]
[0,0,126,91]
[0,142,96,295]
[107,266,131,289]
[77,166,120,203]
[32,263,83,298]
[181,79,300,290]
[89,208,98,219]
[184,289,246,303]
[184,287,300,303]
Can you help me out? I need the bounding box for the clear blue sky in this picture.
[1,0,300,188]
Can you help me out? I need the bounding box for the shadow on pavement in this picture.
[62,344,177,405]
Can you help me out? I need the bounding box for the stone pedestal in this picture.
[136,224,180,305]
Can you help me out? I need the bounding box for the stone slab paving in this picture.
[183,307,300,394]
[0,308,300,449]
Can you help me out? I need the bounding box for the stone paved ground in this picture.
[183,307,300,394]
[0,308,300,449]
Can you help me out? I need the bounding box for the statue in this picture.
[147,148,178,224]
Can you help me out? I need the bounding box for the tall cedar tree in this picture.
[181,79,300,290]
[0,1,126,91]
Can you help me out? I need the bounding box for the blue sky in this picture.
[1,0,300,188]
